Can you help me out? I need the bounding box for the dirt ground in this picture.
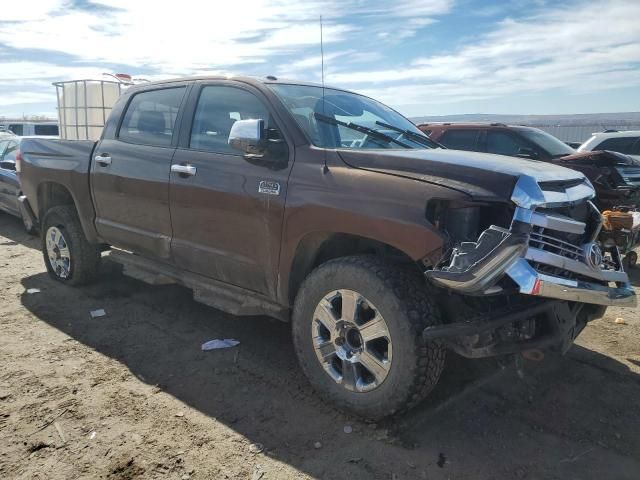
[1,213,639,480]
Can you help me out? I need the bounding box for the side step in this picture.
[106,249,289,321]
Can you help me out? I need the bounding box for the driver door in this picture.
[169,82,292,297]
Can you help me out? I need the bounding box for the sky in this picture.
[0,0,639,119]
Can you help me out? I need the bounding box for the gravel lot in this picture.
[1,212,639,480]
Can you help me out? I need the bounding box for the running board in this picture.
[106,249,289,322]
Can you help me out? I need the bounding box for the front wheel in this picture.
[41,205,100,285]
[292,255,445,419]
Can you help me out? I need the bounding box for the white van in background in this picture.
[0,121,59,137]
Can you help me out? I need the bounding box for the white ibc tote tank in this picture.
[54,74,134,140]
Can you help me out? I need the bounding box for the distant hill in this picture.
[410,112,640,127]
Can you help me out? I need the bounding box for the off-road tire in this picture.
[292,255,445,419]
[42,205,100,285]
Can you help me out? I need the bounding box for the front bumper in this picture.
[426,176,637,308]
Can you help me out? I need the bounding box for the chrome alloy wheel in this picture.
[45,226,71,279]
[312,290,392,392]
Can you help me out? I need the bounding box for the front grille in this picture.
[529,228,584,262]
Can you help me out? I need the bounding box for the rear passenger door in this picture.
[169,82,292,296]
[91,85,189,259]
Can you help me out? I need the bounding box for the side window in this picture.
[34,124,59,136]
[596,137,637,155]
[486,131,534,156]
[439,129,480,151]
[118,87,186,147]
[8,124,23,136]
[189,85,286,161]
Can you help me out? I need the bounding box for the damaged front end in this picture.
[423,174,636,358]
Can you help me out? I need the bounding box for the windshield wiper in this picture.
[314,113,412,149]
[375,121,445,149]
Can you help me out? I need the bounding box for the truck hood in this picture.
[338,148,586,201]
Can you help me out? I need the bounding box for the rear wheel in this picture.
[292,255,445,419]
[42,206,100,285]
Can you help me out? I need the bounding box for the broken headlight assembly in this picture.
[424,199,526,294]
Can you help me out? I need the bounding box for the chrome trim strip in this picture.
[513,207,586,235]
[525,247,628,283]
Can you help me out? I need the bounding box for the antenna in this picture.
[320,15,329,173]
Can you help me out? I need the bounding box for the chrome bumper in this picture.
[427,175,637,308]
[506,258,636,307]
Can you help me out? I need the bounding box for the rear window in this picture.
[595,137,639,155]
[34,124,59,136]
[118,87,186,147]
[439,129,480,151]
[8,124,23,136]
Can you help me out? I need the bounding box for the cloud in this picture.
[328,0,640,111]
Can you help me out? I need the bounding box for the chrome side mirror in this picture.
[228,119,266,156]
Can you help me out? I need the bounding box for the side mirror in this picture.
[228,119,266,157]
[516,147,539,160]
[0,160,16,170]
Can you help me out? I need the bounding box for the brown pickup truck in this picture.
[18,76,636,419]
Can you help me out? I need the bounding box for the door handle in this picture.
[171,164,197,176]
[94,154,112,166]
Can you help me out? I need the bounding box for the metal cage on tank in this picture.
[53,75,133,141]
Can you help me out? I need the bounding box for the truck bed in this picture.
[19,138,98,241]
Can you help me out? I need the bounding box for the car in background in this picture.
[417,122,640,209]
[0,136,37,233]
[578,130,640,161]
[0,121,59,137]
[418,122,576,161]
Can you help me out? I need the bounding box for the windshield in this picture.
[269,84,434,150]
[517,128,575,158]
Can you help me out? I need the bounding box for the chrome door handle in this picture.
[171,164,197,176]
[94,154,112,166]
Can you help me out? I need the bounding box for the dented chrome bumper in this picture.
[427,175,637,308]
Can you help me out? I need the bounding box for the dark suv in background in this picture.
[418,123,576,161]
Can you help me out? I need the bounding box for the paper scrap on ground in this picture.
[90,309,106,318]
[201,339,240,351]
[26,288,40,294]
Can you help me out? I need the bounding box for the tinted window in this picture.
[34,124,59,136]
[517,128,574,157]
[486,131,535,157]
[119,87,186,146]
[8,124,23,136]
[596,137,638,155]
[439,129,480,151]
[190,86,286,161]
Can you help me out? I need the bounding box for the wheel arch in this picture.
[284,231,425,306]
[37,182,99,243]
